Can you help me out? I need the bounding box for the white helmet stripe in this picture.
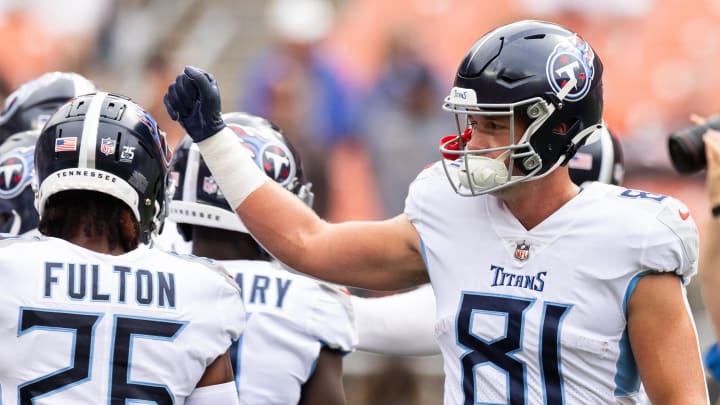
[71,74,97,96]
[78,91,108,169]
[597,127,615,184]
[182,144,201,203]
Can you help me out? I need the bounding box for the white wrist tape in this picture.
[196,127,268,209]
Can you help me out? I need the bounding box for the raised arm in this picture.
[164,66,428,291]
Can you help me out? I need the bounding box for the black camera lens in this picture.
[668,115,720,174]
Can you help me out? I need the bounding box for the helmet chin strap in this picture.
[458,151,510,192]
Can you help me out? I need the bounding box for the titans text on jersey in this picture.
[489,265,547,291]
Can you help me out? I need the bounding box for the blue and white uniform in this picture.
[222,259,356,405]
[405,162,699,404]
[0,236,244,404]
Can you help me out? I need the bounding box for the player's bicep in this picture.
[627,273,708,404]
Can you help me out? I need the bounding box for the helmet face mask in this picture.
[34,92,170,244]
[169,112,313,237]
[440,20,604,196]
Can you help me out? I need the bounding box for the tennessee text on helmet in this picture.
[440,20,603,195]
[34,92,171,243]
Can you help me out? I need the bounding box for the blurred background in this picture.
[2,0,719,402]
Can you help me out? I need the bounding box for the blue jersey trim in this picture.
[615,270,657,396]
[705,342,720,382]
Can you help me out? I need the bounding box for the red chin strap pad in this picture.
[440,128,472,160]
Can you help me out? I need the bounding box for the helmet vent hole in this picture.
[524,34,545,40]
[497,68,533,85]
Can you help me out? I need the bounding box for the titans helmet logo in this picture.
[546,34,596,102]
[0,149,32,199]
[261,144,294,187]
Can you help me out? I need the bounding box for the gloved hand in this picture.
[164,66,226,142]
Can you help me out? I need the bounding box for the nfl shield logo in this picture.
[514,241,530,261]
[100,138,116,156]
[203,176,218,194]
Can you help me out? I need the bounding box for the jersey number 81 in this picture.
[457,293,571,405]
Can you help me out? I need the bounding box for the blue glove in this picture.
[164,66,226,142]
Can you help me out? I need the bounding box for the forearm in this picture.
[196,130,427,290]
[242,187,427,290]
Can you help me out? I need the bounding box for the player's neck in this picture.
[68,234,127,256]
[499,170,580,230]
[191,226,268,261]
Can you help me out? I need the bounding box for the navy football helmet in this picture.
[34,92,172,244]
[441,20,604,195]
[0,130,39,235]
[0,72,96,145]
[169,112,313,238]
[568,124,624,186]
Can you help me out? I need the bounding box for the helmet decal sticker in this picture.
[546,34,596,101]
[100,137,116,156]
[568,151,593,171]
[0,150,31,198]
[119,146,136,163]
[261,144,292,186]
[202,176,219,195]
[54,137,77,152]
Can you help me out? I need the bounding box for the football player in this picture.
[351,126,626,357]
[166,112,355,405]
[0,71,97,236]
[165,20,707,404]
[0,92,244,404]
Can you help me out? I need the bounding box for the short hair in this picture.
[38,190,139,252]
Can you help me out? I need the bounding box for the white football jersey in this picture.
[153,218,193,254]
[0,236,245,404]
[405,163,698,405]
[221,259,356,405]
